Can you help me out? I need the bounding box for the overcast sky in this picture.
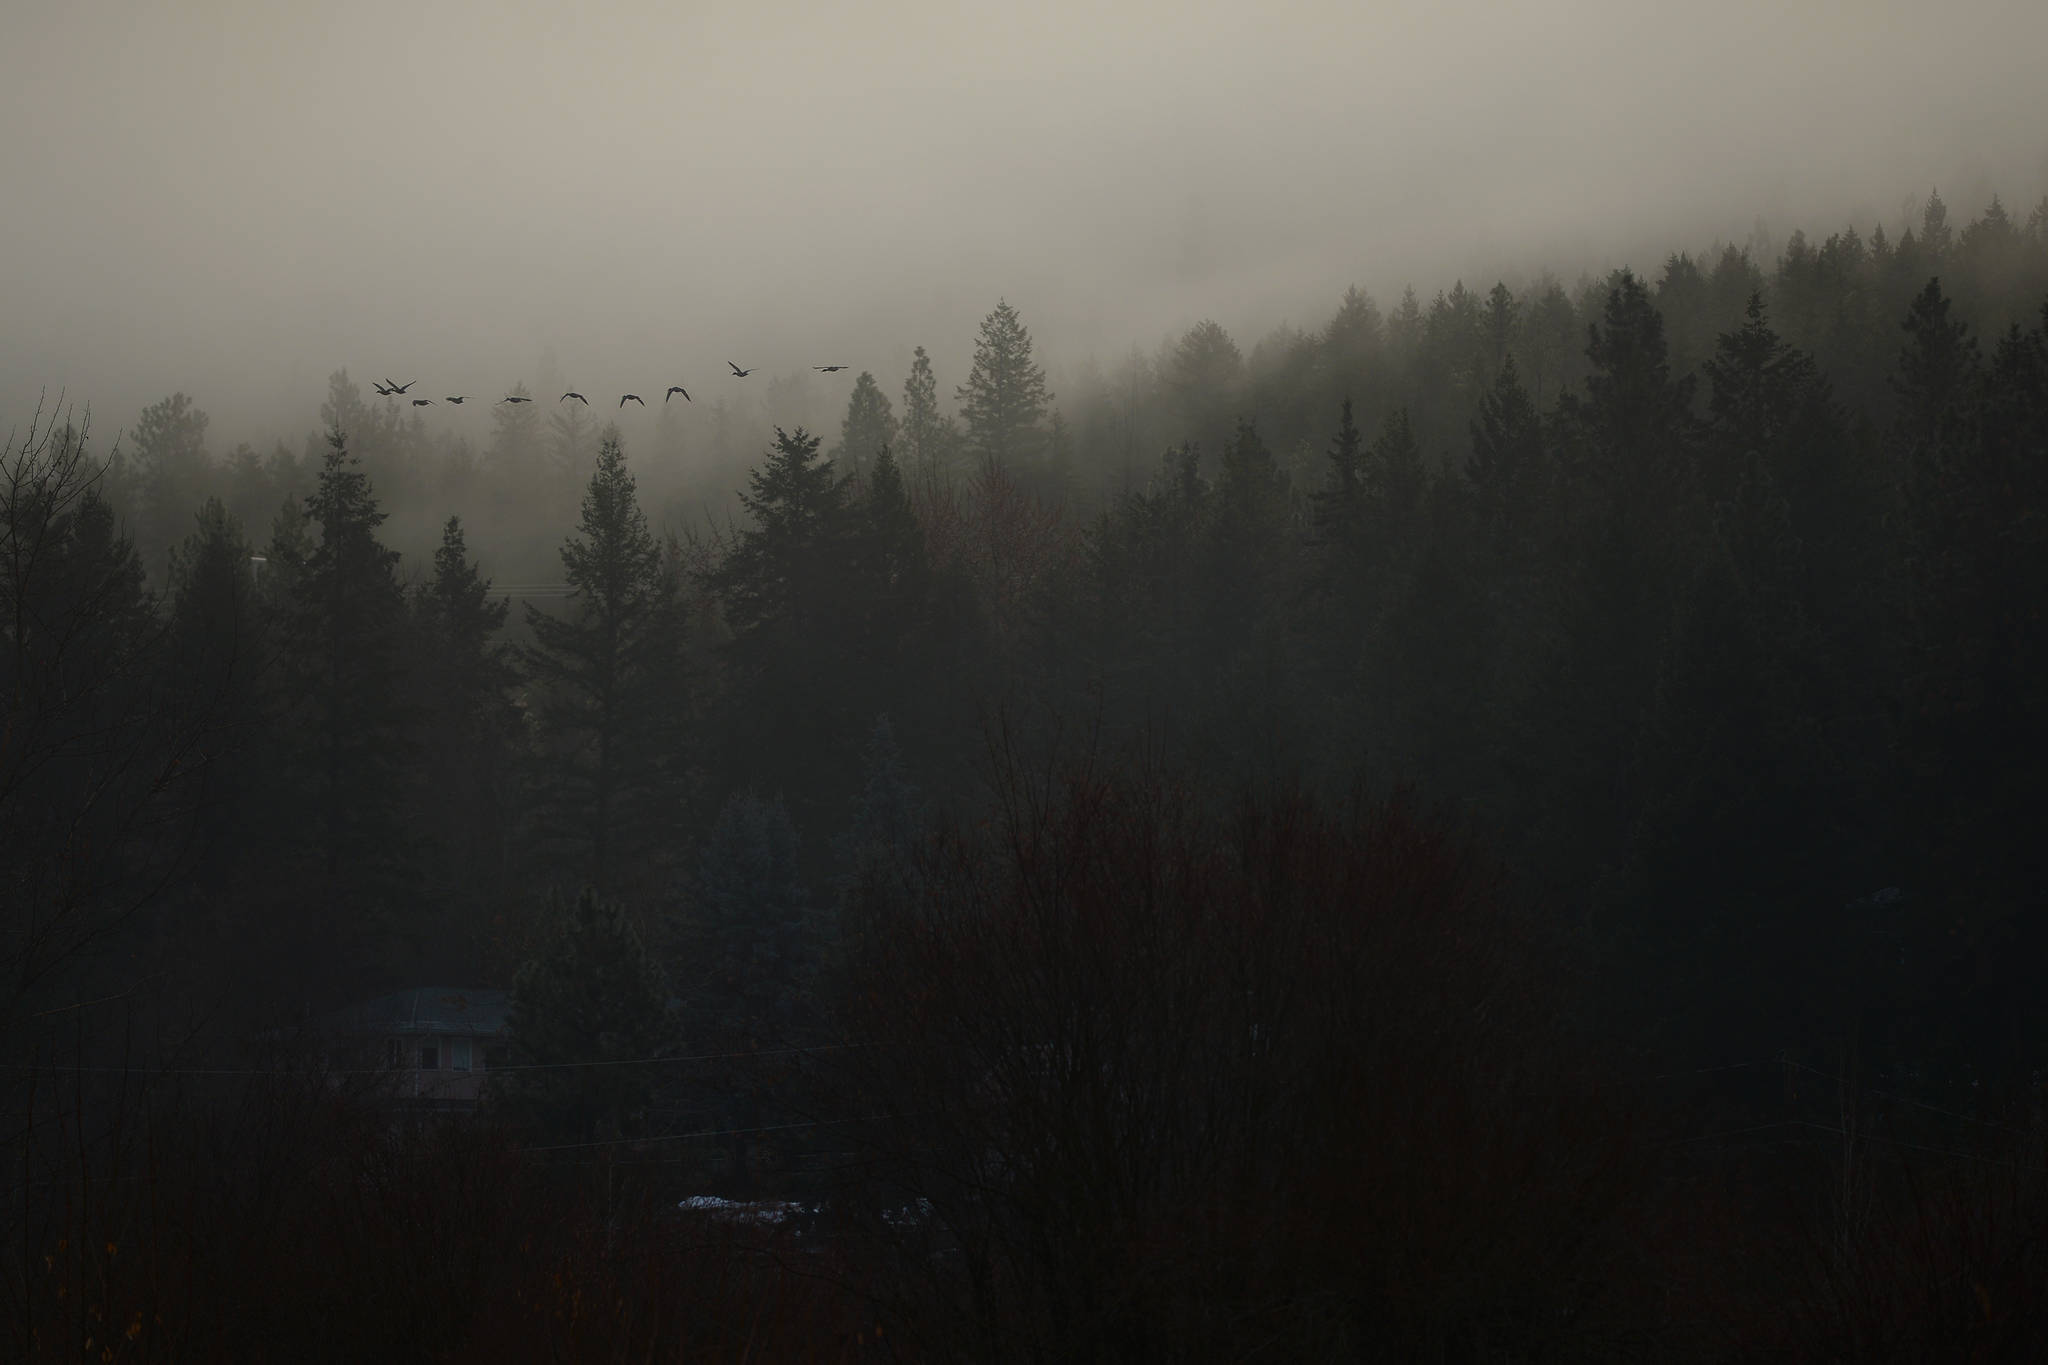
[4,0,2046,451]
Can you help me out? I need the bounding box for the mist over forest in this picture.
[8,1,2048,1359]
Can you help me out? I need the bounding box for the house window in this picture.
[419,1042,439,1070]
[450,1039,472,1072]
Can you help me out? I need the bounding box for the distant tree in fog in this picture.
[957,299,1052,472]
[130,392,211,580]
[831,370,897,479]
[488,381,544,479]
[899,345,957,483]
[521,436,689,896]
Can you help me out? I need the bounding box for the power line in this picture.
[0,1040,880,1080]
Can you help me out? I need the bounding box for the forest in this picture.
[5,187,2048,1361]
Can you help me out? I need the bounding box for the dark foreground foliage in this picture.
[9,765,2048,1364]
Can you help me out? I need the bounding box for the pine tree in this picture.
[522,436,689,897]
[1204,419,1290,642]
[415,516,522,969]
[166,498,263,892]
[1483,282,1521,375]
[129,392,211,581]
[1168,319,1244,456]
[1313,398,1367,540]
[547,400,597,483]
[1323,286,1385,393]
[1466,358,1547,549]
[1364,407,1427,536]
[1568,269,1700,520]
[957,299,1053,470]
[831,371,898,480]
[270,427,415,955]
[706,427,867,800]
[506,887,675,1140]
[900,346,949,483]
[488,381,544,480]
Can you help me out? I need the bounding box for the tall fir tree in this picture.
[957,299,1053,471]
[831,371,898,480]
[166,498,264,894]
[521,436,690,898]
[1466,358,1548,552]
[414,516,523,974]
[269,427,415,970]
[706,427,864,805]
[899,345,951,483]
[129,392,211,582]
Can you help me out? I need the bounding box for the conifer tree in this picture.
[167,499,263,891]
[706,426,865,798]
[546,400,597,483]
[1168,319,1244,455]
[522,436,689,897]
[415,516,522,965]
[488,381,544,480]
[1313,398,1367,540]
[1324,286,1385,380]
[1364,407,1427,537]
[1484,282,1521,375]
[957,299,1053,470]
[270,427,415,954]
[900,345,950,482]
[129,392,211,580]
[1466,358,1547,549]
[832,371,898,480]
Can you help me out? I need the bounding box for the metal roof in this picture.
[324,987,512,1038]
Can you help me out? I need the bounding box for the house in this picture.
[322,986,512,1113]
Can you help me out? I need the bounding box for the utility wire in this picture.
[0,1040,879,1079]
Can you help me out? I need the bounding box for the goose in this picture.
[619,394,645,407]
[372,382,395,396]
[813,365,849,373]
[560,392,588,405]
[444,396,470,404]
[666,385,691,403]
[727,361,754,378]
[411,398,434,407]
[498,395,534,404]
[383,378,417,394]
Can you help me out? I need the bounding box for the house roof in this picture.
[324,987,511,1038]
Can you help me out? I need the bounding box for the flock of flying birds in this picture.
[369,361,854,409]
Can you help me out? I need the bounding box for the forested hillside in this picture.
[6,188,2048,1360]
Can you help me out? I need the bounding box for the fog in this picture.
[5,0,2045,449]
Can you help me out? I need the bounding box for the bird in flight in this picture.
[372,382,395,396]
[444,396,470,404]
[498,395,533,404]
[384,378,417,394]
[666,385,691,403]
[411,398,434,407]
[561,392,588,405]
[727,362,754,377]
[814,365,849,373]
[619,394,645,407]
